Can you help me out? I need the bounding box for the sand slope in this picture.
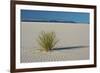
[20,22,89,63]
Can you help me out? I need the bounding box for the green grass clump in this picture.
[37,31,59,52]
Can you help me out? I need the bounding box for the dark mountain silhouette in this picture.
[22,19,77,23]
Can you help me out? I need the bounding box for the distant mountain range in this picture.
[22,19,78,23]
[21,19,89,24]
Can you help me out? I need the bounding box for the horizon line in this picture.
[21,19,89,24]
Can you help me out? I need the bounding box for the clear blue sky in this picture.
[21,10,90,24]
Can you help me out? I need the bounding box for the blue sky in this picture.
[21,10,90,24]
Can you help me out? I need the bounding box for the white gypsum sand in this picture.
[20,22,89,63]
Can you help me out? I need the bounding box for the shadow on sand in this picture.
[53,46,89,51]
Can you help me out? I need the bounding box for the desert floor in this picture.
[20,22,89,63]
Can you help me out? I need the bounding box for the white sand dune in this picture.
[20,22,89,63]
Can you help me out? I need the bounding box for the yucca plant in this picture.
[37,31,59,52]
